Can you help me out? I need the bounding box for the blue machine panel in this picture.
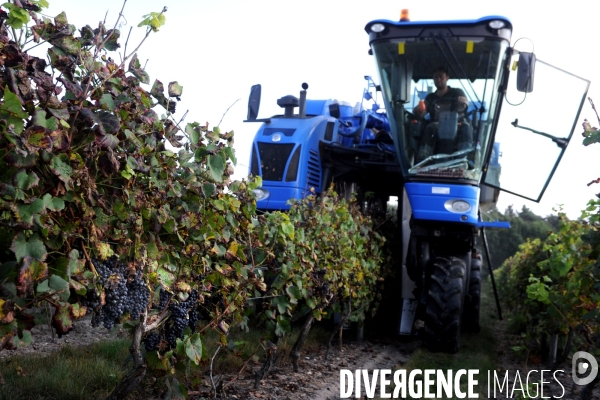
[405,182,480,224]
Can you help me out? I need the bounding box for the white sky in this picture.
[42,0,599,219]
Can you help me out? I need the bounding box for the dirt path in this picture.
[213,337,419,400]
[2,305,599,400]
[0,308,124,360]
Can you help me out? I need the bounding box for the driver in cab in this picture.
[413,66,473,163]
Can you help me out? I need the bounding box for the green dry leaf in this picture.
[150,79,167,107]
[10,330,32,349]
[100,94,116,111]
[168,81,183,98]
[17,257,48,295]
[11,233,47,263]
[14,170,40,191]
[54,11,69,28]
[128,53,150,84]
[97,110,120,135]
[146,350,170,371]
[16,199,44,225]
[96,243,114,260]
[49,155,73,188]
[25,127,52,151]
[0,87,28,134]
[41,193,65,211]
[48,108,70,121]
[52,36,82,56]
[4,3,30,29]
[186,122,202,145]
[103,29,120,51]
[207,154,225,182]
[138,11,166,32]
[52,304,73,334]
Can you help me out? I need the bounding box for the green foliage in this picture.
[482,205,555,270]
[497,203,600,356]
[138,10,167,32]
[0,3,389,396]
[0,0,261,384]
[253,189,386,339]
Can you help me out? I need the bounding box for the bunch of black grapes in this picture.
[90,256,150,330]
[165,289,199,348]
[143,289,200,351]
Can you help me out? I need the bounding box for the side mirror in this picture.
[247,84,261,121]
[329,103,341,119]
[516,52,536,93]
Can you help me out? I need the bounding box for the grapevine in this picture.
[0,1,390,398]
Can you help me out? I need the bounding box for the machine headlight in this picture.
[370,23,386,33]
[444,199,471,213]
[488,20,505,29]
[452,200,471,213]
[253,188,269,201]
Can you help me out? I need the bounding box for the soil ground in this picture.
[2,304,599,399]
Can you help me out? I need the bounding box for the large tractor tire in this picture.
[462,253,482,333]
[423,256,466,353]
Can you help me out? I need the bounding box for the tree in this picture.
[481,206,554,270]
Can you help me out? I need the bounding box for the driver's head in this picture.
[432,66,449,90]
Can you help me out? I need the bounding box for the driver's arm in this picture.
[454,89,469,111]
[413,99,428,118]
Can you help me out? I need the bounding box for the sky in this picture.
[41,0,600,220]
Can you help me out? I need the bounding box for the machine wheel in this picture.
[423,256,466,353]
[462,253,482,333]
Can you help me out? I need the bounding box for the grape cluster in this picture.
[91,256,150,330]
[143,331,161,352]
[154,287,172,311]
[142,289,201,351]
[165,290,199,348]
[80,289,101,313]
[124,269,150,320]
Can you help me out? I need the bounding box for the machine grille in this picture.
[307,150,321,189]
[257,143,295,181]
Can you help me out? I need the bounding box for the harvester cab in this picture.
[366,12,589,352]
[245,11,590,352]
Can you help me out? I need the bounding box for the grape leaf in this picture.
[168,81,182,98]
[103,29,120,51]
[69,303,86,319]
[52,305,73,336]
[10,330,32,349]
[100,94,116,111]
[49,275,70,302]
[128,53,149,84]
[50,155,73,188]
[207,155,224,182]
[138,11,166,32]
[97,111,120,135]
[185,333,202,365]
[14,170,40,191]
[52,36,82,56]
[0,87,28,134]
[17,257,48,295]
[11,232,47,263]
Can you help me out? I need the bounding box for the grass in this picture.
[0,320,332,399]
[0,339,132,400]
[0,283,502,399]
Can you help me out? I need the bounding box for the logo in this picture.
[572,351,599,386]
[271,133,281,142]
